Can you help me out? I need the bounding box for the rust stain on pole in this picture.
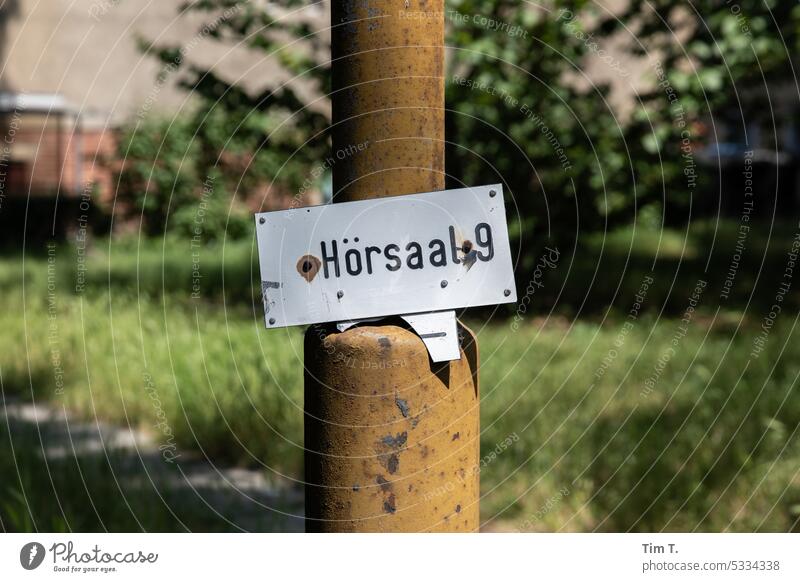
[304,0,480,532]
[331,0,445,200]
[305,323,480,531]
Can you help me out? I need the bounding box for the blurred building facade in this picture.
[0,0,315,235]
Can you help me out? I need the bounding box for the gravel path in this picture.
[2,397,304,532]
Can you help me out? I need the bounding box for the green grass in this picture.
[3,220,800,531]
[2,236,260,304]
[542,218,800,319]
[6,217,799,319]
[478,316,800,531]
[2,278,799,531]
[1,289,303,475]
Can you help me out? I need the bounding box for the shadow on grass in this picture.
[506,219,800,318]
[586,397,800,532]
[0,398,304,532]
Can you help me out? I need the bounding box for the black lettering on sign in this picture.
[365,246,382,274]
[475,223,494,261]
[384,244,401,272]
[428,239,447,267]
[315,224,495,280]
[406,242,423,270]
[448,226,461,264]
[345,248,362,275]
[321,240,340,279]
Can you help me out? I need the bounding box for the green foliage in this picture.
[115,0,330,239]
[116,116,269,241]
[600,0,800,216]
[117,116,200,235]
[445,0,637,270]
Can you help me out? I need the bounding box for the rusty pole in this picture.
[303,0,481,532]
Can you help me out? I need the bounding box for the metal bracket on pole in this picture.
[335,310,460,363]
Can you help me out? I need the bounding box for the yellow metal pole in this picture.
[303,0,481,532]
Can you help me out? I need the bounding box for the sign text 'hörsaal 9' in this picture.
[254,184,517,327]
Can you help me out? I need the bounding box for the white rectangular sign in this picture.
[254,184,517,328]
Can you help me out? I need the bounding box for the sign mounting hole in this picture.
[297,255,321,282]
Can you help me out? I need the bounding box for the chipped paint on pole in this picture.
[304,0,481,532]
[331,0,445,200]
[304,323,480,531]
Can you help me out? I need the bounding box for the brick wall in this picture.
[1,111,117,203]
